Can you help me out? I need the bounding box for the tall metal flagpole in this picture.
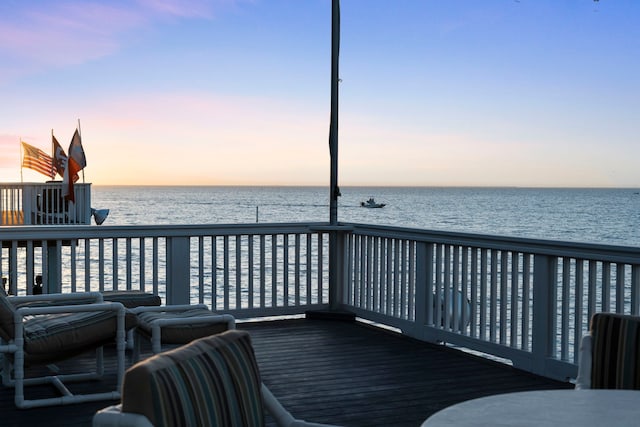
[328,0,342,311]
[329,0,340,225]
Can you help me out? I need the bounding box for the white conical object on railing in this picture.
[91,208,109,225]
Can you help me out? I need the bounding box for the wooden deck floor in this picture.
[1,317,572,427]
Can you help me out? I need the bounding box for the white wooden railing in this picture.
[339,223,640,381]
[1,221,639,382]
[0,223,330,318]
[0,182,92,225]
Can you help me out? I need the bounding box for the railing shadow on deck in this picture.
[1,221,639,383]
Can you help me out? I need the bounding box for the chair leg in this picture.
[13,346,26,408]
[8,309,127,408]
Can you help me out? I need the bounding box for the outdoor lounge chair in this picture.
[575,312,640,390]
[93,329,340,427]
[0,287,134,408]
[131,303,235,358]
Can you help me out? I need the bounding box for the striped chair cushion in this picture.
[590,312,640,389]
[122,329,264,427]
[0,286,16,341]
[135,307,229,344]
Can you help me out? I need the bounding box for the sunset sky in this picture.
[1,0,638,187]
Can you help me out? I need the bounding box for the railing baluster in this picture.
[212,235,218,309]
[561,258,571,361]
[224,235,230,310]
[306,233,312,305]
[294,234,300,306]
[616,263,625,313]
[249,234,255,309]
[236,235,242,309]
[400,239,408,320]
[98,239,105,292]
[469,247,478,338]
[198,236,205,304]
[408,240,415,322]
[490,250,498,343]
[522,254,532,352]
[602,262,611,312]
[480,248,488,341]
[500,251,508,345]
[574,259,585,363]
[510,252,519,348]
[443,244,451,330]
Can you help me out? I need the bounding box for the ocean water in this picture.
[92,186,640,248]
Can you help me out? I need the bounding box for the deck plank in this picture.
[0,318,571,426]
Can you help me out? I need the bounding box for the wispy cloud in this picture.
[0,3,143,67]
[136,0,223,19]
[0,0,242,81]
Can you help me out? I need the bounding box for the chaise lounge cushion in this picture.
[23,308,137,364]
[1,286,136,364]
[590,312,640,389]
[135,307,230,344]
[121,329,264,427]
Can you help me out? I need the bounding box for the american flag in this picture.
[21,141,55,179]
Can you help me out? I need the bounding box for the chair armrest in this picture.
[575,334,592,390]
[15,301,125,318]
[93,404,154,427]
[131,304,209,314]
[9,291,103,306]
[147,314,236,329]
[262,384,342,427]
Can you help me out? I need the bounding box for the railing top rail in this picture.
[0,221,331,240]
[343,222,640,264]
[1,220,639,264]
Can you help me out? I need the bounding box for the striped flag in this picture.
[52,135,67,179]
[62,129,85,203]
[21,141,55,179]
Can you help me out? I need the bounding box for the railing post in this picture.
[329,228,346,310]
[47,241,62,294]
[412,241,429,339]
[166,236,191,305]
[531,254,556,376]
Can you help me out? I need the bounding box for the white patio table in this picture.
[421,389,640,427]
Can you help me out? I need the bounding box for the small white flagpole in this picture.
[77,118,85,183]
[51,128,55,180]
[20,138,23,182]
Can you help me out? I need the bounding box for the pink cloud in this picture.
[0,134,21,167]
[0,0,240,74]
[0,4,144,67]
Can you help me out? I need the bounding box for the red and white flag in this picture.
[62,129,85,202]
[68,129,86,169]
[52,135,67,179]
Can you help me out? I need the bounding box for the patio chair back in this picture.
[0,286,17,341]
[121,329,264,427]
[590,312,640,389]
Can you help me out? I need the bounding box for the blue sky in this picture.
[1,0,638,186]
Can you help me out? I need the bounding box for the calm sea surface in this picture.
[92,186,640,248]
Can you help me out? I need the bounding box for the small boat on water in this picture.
[360,197,386,208]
